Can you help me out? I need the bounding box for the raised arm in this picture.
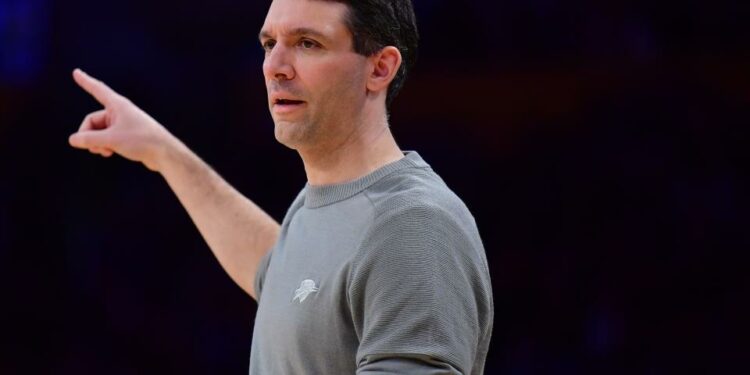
[68,69,279,300]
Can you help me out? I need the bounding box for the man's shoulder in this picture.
[363,162,476,232]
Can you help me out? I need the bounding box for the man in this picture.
[69,0,493,373]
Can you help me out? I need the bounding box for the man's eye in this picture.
[299,40,318,49]
[262,40,276,51]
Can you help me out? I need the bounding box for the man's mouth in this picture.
[273,98,306,115]
[275,98,305,106]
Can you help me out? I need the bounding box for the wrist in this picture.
[149,132,187,173]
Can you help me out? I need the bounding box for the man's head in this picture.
[259,0,418,151]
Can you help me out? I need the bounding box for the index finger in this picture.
[72,68,118,107]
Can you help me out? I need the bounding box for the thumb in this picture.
[69,130,112,150]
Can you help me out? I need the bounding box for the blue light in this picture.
[0,0,49,86]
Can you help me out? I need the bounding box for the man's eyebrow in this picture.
[258,27,329,41]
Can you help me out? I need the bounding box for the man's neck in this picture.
[299,118,404,186]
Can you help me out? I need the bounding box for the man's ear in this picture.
[366,46,402,94]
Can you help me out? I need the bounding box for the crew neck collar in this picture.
[303,151,428,208]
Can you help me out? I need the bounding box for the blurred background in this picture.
[1,0,748,373]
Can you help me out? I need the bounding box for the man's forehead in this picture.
[260,0,349,39]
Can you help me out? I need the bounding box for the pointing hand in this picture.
[69,69,176,171]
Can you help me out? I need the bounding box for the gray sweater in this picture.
[251,152,493,374]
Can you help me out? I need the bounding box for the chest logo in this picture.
[293,279,319,303]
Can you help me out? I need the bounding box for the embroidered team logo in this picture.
[293,279,319,303]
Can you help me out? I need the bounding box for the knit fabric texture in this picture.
[250,151,493,374]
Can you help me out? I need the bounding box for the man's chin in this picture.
[272,116,306,130]
[273,121,307,150]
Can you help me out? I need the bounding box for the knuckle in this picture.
[120,95,133,105]
[111,95,129,107]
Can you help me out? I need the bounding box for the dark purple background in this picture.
[1,0,748,373]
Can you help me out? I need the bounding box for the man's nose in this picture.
[263,45,295,81]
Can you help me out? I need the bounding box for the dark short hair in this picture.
[323,0,419,107]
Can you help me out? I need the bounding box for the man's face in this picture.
[260,0,369,151]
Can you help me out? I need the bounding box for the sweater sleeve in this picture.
[348,203,492,374]
[253,247,273,301]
